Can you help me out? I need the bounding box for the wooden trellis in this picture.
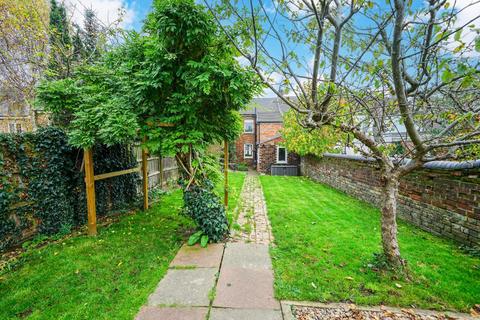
[83,145,149,236]
[83,133,229,236]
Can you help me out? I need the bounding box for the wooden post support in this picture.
[141,140,149,211]
[224,139,228,208]
[84,148,97,236]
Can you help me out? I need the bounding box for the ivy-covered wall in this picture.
[0,127,139,251]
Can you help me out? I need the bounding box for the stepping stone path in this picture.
[135,171,282,320]
[230,172,274,244]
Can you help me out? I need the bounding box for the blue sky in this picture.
[126,0,153,30]
[66,0,479,97]
[64,0,153,30]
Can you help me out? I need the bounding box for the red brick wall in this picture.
[257,123,283,142]
[235,115,255,166]
[302,155,480,246]
[257,137,300,173]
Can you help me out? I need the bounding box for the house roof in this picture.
[259,133,282,145]
[241,97,291,123]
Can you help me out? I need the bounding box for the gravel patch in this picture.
[293,305,473,320]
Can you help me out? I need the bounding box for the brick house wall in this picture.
[235,115,256,166]
[301,154,480,246]
[257,123,283,142]
[257,136,300,174]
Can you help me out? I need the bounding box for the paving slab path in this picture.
[136,170,282,320]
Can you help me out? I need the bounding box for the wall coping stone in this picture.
[322,153,480,170]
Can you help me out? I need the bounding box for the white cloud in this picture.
[256,71,284,98]
[63,0,136,29]
[445,0,480,56]
[235,56,250,67]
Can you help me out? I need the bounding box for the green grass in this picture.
[214,171,246,224]
[0,173,246,320]
[260,175,480,312]
[0,190,192,319]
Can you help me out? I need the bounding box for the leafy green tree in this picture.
[71,24,85,62]
[37,0,262,242]
[281,109,343,157]
[48,0,72,78]
[83,8,100,62]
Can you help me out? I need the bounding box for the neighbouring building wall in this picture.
[0,113,50,133]
[235,115,256,166]
[301,154,480,246]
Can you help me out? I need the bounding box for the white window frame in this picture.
[244,143,253,159]
[276,146,287,164]
[244,119,254,133]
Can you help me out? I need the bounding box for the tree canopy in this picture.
[37,0,262,157]
[206,0,480,266]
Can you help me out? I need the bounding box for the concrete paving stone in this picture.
[170,243,224,268]
[222,243,272,269]
[209,308,283,320]
[148,268,217,307]
[213,267,280,310]
[135,306,208,320]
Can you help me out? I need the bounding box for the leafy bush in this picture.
[236,163,249,171]
[183,180,228,243]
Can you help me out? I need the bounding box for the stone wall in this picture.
[301,154,480,246]
[0,113,50,133]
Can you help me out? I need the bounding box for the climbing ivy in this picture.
[0,127,139,251]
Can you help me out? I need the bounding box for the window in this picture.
[244,144,253,158]
[276,146,287,164]
[9,123,22,134]
[244,119,254,133]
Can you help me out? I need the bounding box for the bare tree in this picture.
[206,0,480,267]
[0,0,49,129]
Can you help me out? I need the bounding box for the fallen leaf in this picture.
[395,283,402,288]
[345,276,354,281]
[471,305,480,317]
[311,282,317,289]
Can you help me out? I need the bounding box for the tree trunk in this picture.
[380,176,404,267]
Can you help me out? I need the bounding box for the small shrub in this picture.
[236,163,248,171]
[183,180,228,242]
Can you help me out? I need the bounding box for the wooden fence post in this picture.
[159,154,164,189]
[141,139,149,211]
[224,139,228,208]
[84,148,97,236]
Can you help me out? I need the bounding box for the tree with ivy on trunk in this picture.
[36,0,262,244]
[206,0,480,267]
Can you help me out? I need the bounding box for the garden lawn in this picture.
[0,173,245,320]
[260,175,480,312]
[215,171,246,224]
